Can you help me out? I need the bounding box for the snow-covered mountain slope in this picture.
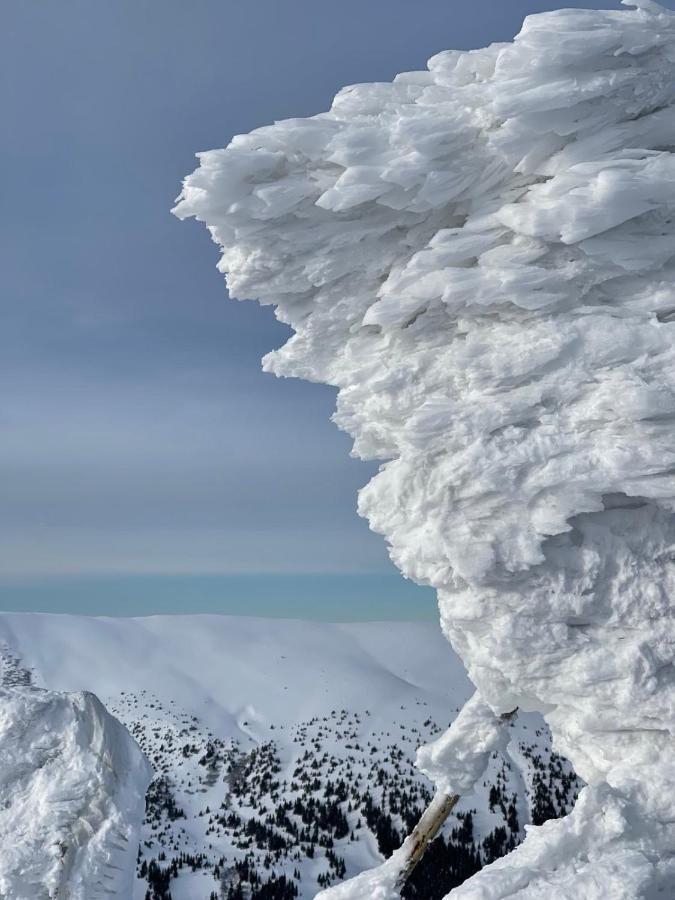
[0,614,466,735]
[174,1,675,895]
[0,648,151,900]
[0,613,580,899]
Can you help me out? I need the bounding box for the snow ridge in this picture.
[0,656,152,900]
[175,2,675,895]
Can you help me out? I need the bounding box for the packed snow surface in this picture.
[175,1,675,895]
[0,650,151,900]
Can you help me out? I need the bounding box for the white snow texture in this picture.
[0,680,152,899]
[175,2,675,896]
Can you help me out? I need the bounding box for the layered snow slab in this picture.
[175,0,675,895]
[0,674,151,899]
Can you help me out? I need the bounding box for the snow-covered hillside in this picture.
[0,646,151,900]
[0,613,580,899]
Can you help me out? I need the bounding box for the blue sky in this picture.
[2,0,669,587]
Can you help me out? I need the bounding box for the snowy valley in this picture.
[0,614,580,899]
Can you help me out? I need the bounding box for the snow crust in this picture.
[0,675,151,899]
[175,1,675,894]
[312,850,403,900]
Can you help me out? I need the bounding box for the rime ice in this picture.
[175,2,675,895]
[0,683,151,899]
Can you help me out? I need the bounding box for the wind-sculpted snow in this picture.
[175,1,675,895]
[0,673,152,899]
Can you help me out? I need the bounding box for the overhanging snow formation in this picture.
[175,1,675,895]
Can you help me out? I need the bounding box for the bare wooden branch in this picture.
[395,790,460,887]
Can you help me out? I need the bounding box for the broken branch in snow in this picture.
[395,790,461,887]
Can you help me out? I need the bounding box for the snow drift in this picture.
[0,658,152,900]
[175,1,675,895]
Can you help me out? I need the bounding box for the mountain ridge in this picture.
[0,613,580,899]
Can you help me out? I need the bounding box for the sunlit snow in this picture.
[176,1,675,895]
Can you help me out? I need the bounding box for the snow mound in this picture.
[445,784,673,900]
[175,1,675,895]
[0,679,152,899]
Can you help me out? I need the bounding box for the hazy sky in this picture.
[2,0,668,578]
